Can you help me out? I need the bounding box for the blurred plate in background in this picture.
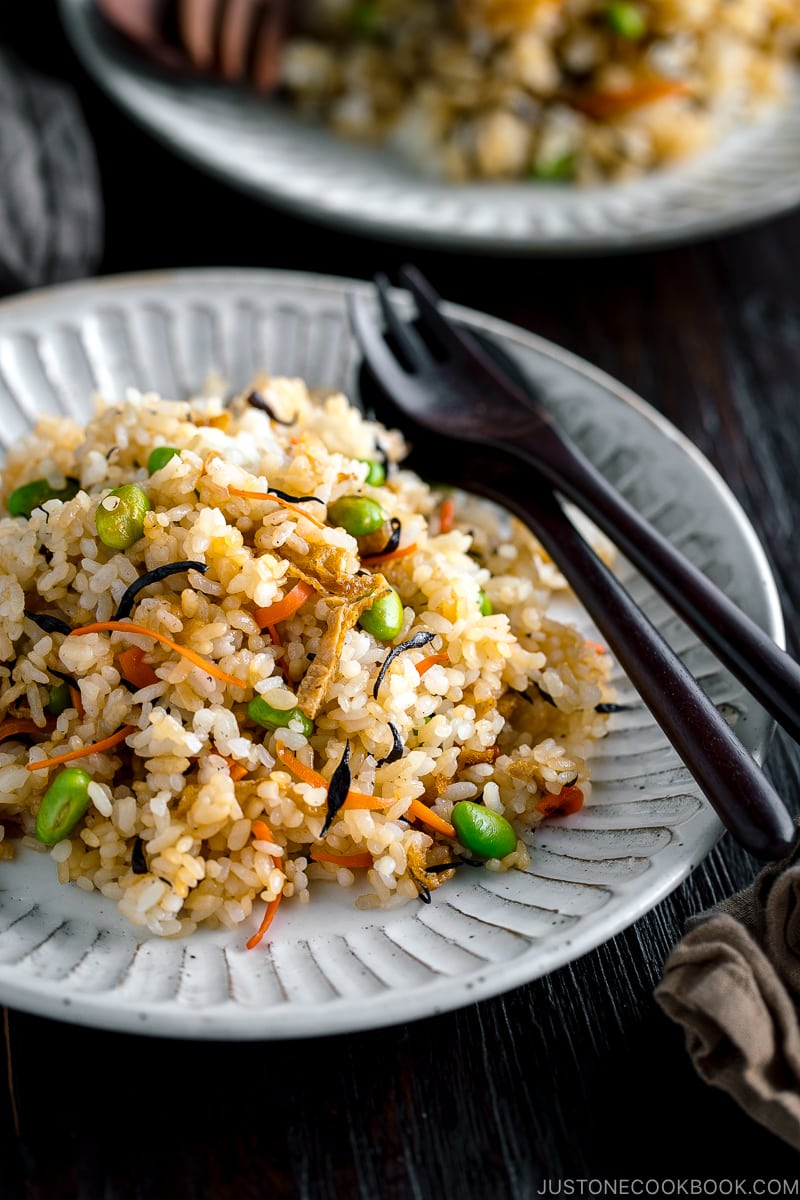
[60,0,800,255]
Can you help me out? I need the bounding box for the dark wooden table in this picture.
[3,7,800,1195]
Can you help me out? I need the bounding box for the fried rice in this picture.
[281,0,800,181]
[0,378,611,946]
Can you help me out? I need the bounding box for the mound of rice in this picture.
[281,0,800,181]
[0,378,610,944]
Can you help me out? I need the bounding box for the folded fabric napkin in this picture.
[0,48,102,295]
[655,823,800,1151]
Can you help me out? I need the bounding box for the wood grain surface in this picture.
[3,5,800,1194]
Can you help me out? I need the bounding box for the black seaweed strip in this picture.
[131,837,148,875]
[321,741,351,837]
[267,488,324,505]
[363,517,401,561]
[409,870,432,903]
[372,631,436,700]
[375,722,404,766]
[532,683,556,707]
[594,702,632,713]
[24,610,71,636]
[246,390,295,425]
[114,561,208,621]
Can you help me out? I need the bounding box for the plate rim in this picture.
[0,264,784,1039]
[58,0,800,256]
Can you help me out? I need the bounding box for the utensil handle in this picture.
[507,428,800,745]
[477,470,796,860]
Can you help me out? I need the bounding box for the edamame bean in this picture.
[606,1,647,38]
[95,484,151,550]
[147,446,181,475]
[358,459,386,486]
[46,682,72,716]
[328,494,387,537]
[358,587,404,641]
[7,477,79,518]
[34,767,92,845]
[531,153,575,182]
[451,800,517,860]
[478,589,494,616]
[248,695,314,737]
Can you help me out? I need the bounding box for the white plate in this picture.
[0,267,782,1039]
[60,0,800,254]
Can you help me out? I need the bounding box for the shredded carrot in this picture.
[227,486,326,530]
[573,78,689,119]
[118,646,159,690]
[585,640,606,655]
[537,785,585,818]
[310,850,373,869]
[439,497,455,534]
[254,580,315,628]
[416,652,450,677]
[406,798,456,839]
[252,818,280,846]
[26,724,136,772]
[0,717,55,743]
[275,743,392,810]
[200,449,221,476]
[245,893,283,950]
[68,686,84,718]
[69,622,247,690]
[225,759,249,782]
[362,542,418,566]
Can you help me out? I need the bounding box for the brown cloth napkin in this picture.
[655,824,800,1151]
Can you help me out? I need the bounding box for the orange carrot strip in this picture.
[226,760,249,782]
[407,799,456,839]
[118,646,159,690]
[68,686,85,718]
[537,785,585,817]
[362,542,417,566]
[228,486,326,530]
[69,622,247,690]
[275,744,392,810]
[416,652,450,677]
[254,580,315,628]
[574,78,689,120]
[252,818,280,845]
[26,724,136,772]
[310,850,373,869]
[245,893,282,950]
[439,497,455,534]
[0,718,55,743]
[585,640,606,655]
[200,450,221,476]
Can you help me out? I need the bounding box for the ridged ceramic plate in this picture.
[60,0,800,254]
[0,268,782,1039]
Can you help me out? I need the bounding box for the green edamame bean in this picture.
[606,1,647,38]
[358,459,386,487]
[531,153,575,182]
[7,477,79,518]
[478,589,494,616]
[46,682,72,716]
[248,695,314,737]
[34,767,92,845]
[328,494,387,537]
[95,484,151,550]
[451,800,517,860]
[147,446,181,475]
[358,587,404,641]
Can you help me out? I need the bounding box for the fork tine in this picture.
[396,264,474,357]
[347,292,415,400]
[374,274,433,371]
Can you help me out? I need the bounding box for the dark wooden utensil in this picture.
[354,265,800,750]
[350,285,798,861]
